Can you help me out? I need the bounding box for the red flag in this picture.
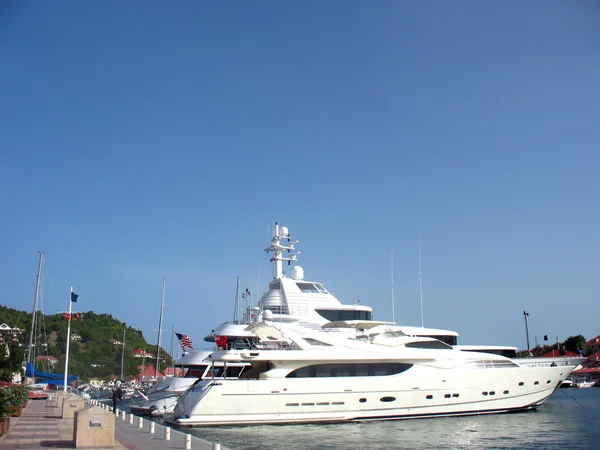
[215,336,228,349]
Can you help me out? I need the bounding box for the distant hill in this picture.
[0,304,173,382]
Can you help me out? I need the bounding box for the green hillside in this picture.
[0,304,173,382]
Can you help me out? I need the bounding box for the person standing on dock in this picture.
[112,381,123,414]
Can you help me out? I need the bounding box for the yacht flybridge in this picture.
[165,320,573,426]
[205,223,459,346]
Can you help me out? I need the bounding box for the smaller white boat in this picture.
[575,380,595,389]
[128,350,249,416]
[559,379,574,388]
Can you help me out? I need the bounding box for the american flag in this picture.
[176,332,194,350]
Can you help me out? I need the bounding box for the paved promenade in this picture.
[0,397,226,450]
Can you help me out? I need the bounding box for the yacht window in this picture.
[354,364,370,377]
[336,365,354,377]
[315,365,336,377]
[419,335,458,346]
[225,366,246,377]
[186,366,208,378]
[270,281,281,290]
[462,348,517,358]
[314,284,329,294]
[383,331,408,338]
[297,282,320,293]
[470,360,520,369]
[205,367,225,378]
[303,338,332,347]
[286,363,413,378]
[315,309,372,322]
[405,341,453,350]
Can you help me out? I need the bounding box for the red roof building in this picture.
[584,336,600,353]
[572,352,600,376]
[137,365,164,381]
[132,348,153,358]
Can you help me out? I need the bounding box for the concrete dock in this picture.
[0,397,226,450]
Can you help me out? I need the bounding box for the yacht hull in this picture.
[165,365,569,427]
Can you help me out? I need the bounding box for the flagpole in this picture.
[63,286,73,392]
[169,326,175,373]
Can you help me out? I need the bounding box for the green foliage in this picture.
[0,388,11,418]
[564,335,586,354]
[0,305,173,383]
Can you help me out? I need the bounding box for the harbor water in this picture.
[180,388,600,449]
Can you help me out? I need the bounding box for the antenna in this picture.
[418,233,424,328]
[234,277,240,322]
[391,245,395,323]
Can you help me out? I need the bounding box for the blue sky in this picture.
[1,1,599,355]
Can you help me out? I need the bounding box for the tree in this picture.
[563,335,586,354]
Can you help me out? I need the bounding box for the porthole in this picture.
[359,398,367,403]
[426,395,433,399]
[503,390,509,394]
[489,391,495,395]
[444,394,451,398]
[380,396,396,402]
[518,382,524,386]
[482,392,488,396]
[452,393,459,398]
[547,380,551,384]
[534,381,539,385]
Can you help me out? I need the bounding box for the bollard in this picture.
[129,413,134,424]
[121,410,126,420]
[213,444,221,450]
[150,422,155,434]
[164,426,171,440]
[138,417,143,428]
[185,433,192,450]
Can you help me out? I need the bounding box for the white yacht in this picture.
[162,223,573,426]
[164,320,574,427]
[128,350,248,416]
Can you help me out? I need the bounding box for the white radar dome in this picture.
[280,226,289,236]
[291,266,304,280]
[263,309,273,321]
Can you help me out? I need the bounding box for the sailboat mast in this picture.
[523,311,531,352]
[120,322,126,380]
[27,252,44,365]
[155,277,166,378]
